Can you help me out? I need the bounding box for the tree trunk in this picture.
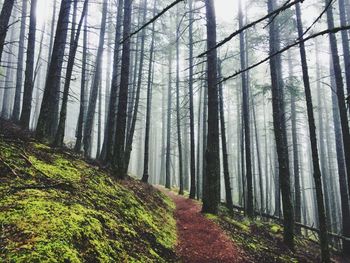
[326,0,350,200]
[173,5,183,192]
[0,0,14,63]
[238,0,253,218]
[288,51,301,232]
[330,58,350,255]
[165,49,173,189]
[100,0,124,161]
[36,0,71,140]
[12,0,27,121]
[47,0,57,68]
[74,5,89,152]
[202,0,220,215]
[142,0,157,183]
[267,0,294,249]
[218,60,233,211]
[19,0,38,129]
[112,0,133,179]
[295,3,330,260]
[338,0,350,112]
[124,0,147,171]
[251,96,263,213]
[54,0,88,147]
[188,0,196,199]
[1,15,15,119]
[196,82,203,199]
[83,0,108,156]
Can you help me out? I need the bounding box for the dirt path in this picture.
[161,189,247,263]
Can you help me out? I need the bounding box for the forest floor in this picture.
[0,119,178,262]
[160,188,248,263]
[161,187,350,263]
[1,118,349,263]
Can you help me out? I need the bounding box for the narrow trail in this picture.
[161,189,247,263]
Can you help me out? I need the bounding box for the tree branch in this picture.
[121,0,185,43]
[219,25,350,84]
[197,0,305,58]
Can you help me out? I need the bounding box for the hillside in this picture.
[0,121,177,262]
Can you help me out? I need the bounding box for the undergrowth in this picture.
[0,127,178,263]
[206,205,331,263]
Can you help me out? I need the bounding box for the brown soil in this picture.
[162,189,248,263]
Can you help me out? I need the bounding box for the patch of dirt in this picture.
[161,189,248,263]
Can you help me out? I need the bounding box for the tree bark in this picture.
[173,5,183,192]
[112,0,133,179]
[218,60,233,211]
[238,0,253,217]
[19,0,38,129]
[326,0,350,211]
[165,48,173,189]
[330,57,350,255]
[36,0,71,140]
[338,0,350,112]
[12,0,27,121]
[188,0,196,199]
[288,51,301,233]
[100,0,124,161]
[124,0,147,171]
[0,0,14,63]
[142,0,157,183]
[202,0,220,215]
[74,5,89,152]
[54,0,88,147]
[296,3,330,260]
[267,0,294,249]
[83,0,108,156]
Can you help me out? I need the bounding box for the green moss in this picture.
[270,223,283,234]
[31,142,51,151]
[205,213,218,221]
[0,138,177,262]
[225,216,250,232]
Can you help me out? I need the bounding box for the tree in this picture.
[83,0,108,156]
[338,0,350,112]
[36,0,72,140]
[142,0,157,183]
[124,0,148,171]
[329,59,350,255]
[112,0,133,179]
[165,48,172,189]
[287,51,301,231]
[174,5,184,193]
[295,3,330,260]
[19,0,38,129]
[0,0,15,63]
[188,0,196,199]
[100,0,124,162]
[267,0,294,249]
[12,0,27,121]
[325,0,350,202]
[238,0,254,218]
[202,0,220,215]
[54,0,89,147]
[1,14,15,119]
[74,3,89,152]
[218,60,233,211]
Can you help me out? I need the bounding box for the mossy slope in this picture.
[0,134,177,262]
